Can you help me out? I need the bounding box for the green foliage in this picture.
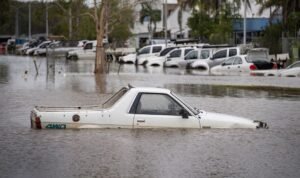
[259,23,282,54]
[0,0,10,33]
[140,3,161,24]
[187,11,212,41]
[287,12,300,37]
[106,0,133,45]
[188,1,238,44]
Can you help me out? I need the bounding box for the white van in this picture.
[136,44,166,65]
[191,47,241,70]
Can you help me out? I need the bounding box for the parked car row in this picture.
[16,39,88,56]
[118,44,300,77]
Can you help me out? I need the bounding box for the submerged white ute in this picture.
[30,85,268,129]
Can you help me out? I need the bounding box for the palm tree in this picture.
[140,2,161,41]
[256,0,299,34]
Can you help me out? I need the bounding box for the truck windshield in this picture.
[171,92,199,115]
[102,87,128,108]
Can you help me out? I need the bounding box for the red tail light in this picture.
[249,64,257,70]
[35,117,42,129]
[272,63,277,69]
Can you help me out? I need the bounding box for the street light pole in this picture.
[164,0,168,46]
[28,2,31,40]
[243,0,246,45]
[46,2,49,38]
[15,8,19,37]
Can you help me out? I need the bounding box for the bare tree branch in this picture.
[80,12,96,23]
[55,1,67,14]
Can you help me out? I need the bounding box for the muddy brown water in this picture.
[0,56,300,178]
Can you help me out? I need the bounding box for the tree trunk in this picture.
[68,6,72,39]
[94,0,107,74]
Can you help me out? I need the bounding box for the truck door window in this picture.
[152,46,162,53]
[84,43,93,50]
[185,50,198,60]
[136,94,184,116]
[229,49,237,57]
[212,50,226,60]
[169,50,181,58]
[184,49,193,56]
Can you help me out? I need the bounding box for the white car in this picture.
[211,55,256,74]
[164,47,195,68]
[16,42,30,55]
[119,53,137,64]
[136,44,166,65]
[178,48,212,69]
[251,61,300,77]
[66,41,97,60]
[143,46,178,66]
[34,41,60,56]
[30,86,267,129]
[278,61,300,77]
[26,41,52,55]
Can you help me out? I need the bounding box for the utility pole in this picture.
[15,8,19,37]
[28,2,32,40]
[164,0,168,46]
[46,2,49,38]
[243,0,246,45]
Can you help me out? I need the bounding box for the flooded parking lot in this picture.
[0,55,300,178]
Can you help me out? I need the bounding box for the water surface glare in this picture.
[0,56,299,178]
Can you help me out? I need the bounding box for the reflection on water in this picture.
[0,64,9,83]
[0,55,300,178]
[165,83,300,100]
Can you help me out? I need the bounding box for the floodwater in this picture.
[0,55,300,178]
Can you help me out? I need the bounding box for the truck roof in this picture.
[129,86,171,94]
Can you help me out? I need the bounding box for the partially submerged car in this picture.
[211,54,276,75]
[251,61,300,77]
[163,47,195,68]
[142,46,178,67]
[30,86,267,129]
[66,41,97,60]
[136,44,166,65]
[119,53,137,64]
[190,47,240,70]
[33,41,60,56]
[178,48,212,69]
[26,41,52,55]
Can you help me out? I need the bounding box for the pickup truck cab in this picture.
[30,86,267,129]
[66,40,97,60]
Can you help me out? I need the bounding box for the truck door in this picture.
[130,93,200,128]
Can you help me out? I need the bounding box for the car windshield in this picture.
[102,87,128,109]
[159,47,175,56]
[171,92,199,115]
